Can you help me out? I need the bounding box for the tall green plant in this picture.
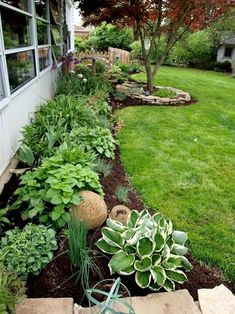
[96,209,192,291]
[67,216,102,292]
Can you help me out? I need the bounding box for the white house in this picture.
[217,36,235,72]
[0,0,75,191]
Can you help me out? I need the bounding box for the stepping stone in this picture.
[198,284,235,314]
[16,298,74,314]
[78,289,201,314]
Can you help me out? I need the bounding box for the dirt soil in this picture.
[0,90,234,305]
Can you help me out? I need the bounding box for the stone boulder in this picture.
[71,191,107,230]
[109,205,131,225]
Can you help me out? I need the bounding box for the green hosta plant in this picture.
[0,224,57,279]
[70,126,116,159]
[0,266,26,314]
[12,147,103,229]
[96,209,192,291]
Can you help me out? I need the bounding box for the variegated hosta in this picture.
[96,209,192,291]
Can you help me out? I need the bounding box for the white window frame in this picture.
[0,0,67,110]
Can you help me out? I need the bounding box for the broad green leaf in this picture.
[154,231,165,252]
[102,227,124,248]
[137,237,155,257]
[50,192,63,205]
[126,231,142,246]
[165,269,188,284]
[123,229,134,240]
[172,231,188,245]
[106,218,127,232]
[163,278,175,291]
[150,265,166,286]
[171,244,188,256]
[164,255,192,271]
[149,281,162,291]
[71,194,81,205]
[135,271,151,288]
[127,210,139,228]
[162,244,170,260]
[119,264,135,275]
[152,253,161,266]
[134,256,152,272]
[152,213,164,224]
[96,239,121,255]
[108,251,135,275]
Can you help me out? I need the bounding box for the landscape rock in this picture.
[109,205,131,225]
[16,298,74,314]
[198,284,235,314]
[79,290,201,314]
[71,191,107,230]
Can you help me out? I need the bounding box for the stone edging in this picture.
[116,81,191,105]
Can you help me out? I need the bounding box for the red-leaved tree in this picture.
[78,0,233,91]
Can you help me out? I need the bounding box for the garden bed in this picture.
[1,147,234,306]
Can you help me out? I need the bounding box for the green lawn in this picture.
[116,66,235,282]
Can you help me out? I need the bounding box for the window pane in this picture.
[52,45,61,63]
[6,50,36,92]
[1,0,28,12]
[35,0,47,20]
[1,7,31,49]
[39,47,50,71]
[50,0,61,24]
[37,20,49,45]
[51,26,61,44]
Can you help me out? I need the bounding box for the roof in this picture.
[221,35,235,46]
[74,25,90,33]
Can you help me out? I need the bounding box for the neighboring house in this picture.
[217,36,235,71]
[0,0,75,189]
[74,25,90,38]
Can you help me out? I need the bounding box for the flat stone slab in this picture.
[16,298,74,314]
[198,284,235,314]
[77,290,201,314]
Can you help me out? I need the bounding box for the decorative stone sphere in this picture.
[71,191,107,230]
[109,205,131,225]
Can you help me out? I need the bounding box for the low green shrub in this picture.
[95,60,106,73]
[0,207,10,234]
[96,209,192,291]
[117,61,141,74]
[113,91,127,101]
[0,267,26,314]
[109,65,129,83]
[12,148,103,229]
[0,224,58,278]
[70,126,116,159]
[153,89,177,98]
[214,61,232,73]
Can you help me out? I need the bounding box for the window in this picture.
[6,50,36,92]
[37,19,49,45]
[1,0,28,12]
[35,0,47,20]
[224,47,233,58]
[50,0,62,64]
[38,47,50,71]
[0,65,5,100]
[1,7,32,49]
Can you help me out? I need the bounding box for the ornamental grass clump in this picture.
[96,209,192,291]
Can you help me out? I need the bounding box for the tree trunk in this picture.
[145,60,154,93]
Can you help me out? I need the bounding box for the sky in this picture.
[74,7,82,26]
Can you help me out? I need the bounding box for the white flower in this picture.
[70,70,75,74]
[194,138,198,142]
[78,73,83,78]
[83,78,88,83]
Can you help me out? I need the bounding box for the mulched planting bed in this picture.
[0,93,234,306]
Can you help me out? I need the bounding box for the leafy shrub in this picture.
[93,158,113,177]
[0,267,26,314]
[114,186,131,203]
[21,95,97,164]
[0,224,58,278]
[17,144,35,166]
[75,63,93,79]
[153,89,177,98]
[130,40,142,59]
[109,65,129,83]
[214,61,232,73]
[116,61,141,74]
[95,60,106,73]
[70,126,116,159]
[12,147,103,229]
[67,215,101,291]
[96,209,192,291]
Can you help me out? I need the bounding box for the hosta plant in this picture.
[96,209,192,291]
[0,224,58,279]
[0,266,26,314]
